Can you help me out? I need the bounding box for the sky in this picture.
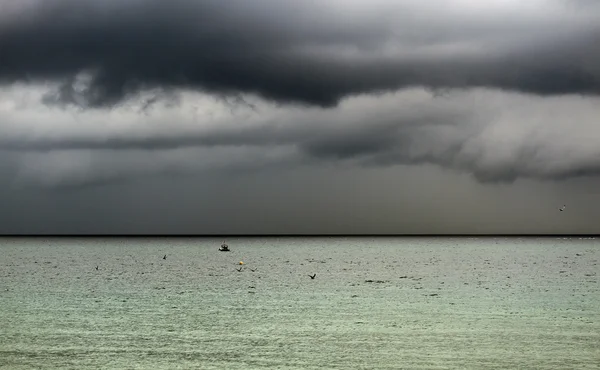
[1,0,599,234]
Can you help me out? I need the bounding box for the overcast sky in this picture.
[1,0,599,234]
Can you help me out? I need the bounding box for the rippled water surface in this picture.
[1,237,599,369]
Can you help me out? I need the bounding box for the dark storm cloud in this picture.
[0,126,279,151]
[1,0,599,109]
[3,88,600,187]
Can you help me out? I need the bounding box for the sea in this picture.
[1,237,598,369]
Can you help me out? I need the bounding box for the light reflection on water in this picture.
[1,237,598,369]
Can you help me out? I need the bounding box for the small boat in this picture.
[219,241,230,252]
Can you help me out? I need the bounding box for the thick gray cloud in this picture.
[1,0,600,234]
[1,0,599,108]
[2,87,599,188]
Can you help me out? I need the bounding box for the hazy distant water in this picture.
[1,237,598,369]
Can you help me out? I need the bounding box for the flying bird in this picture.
[559,205,566,212]
[309,274,316,279]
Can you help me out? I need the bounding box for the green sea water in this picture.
[1,237,598,369]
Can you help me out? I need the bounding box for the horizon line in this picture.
[0,234,598,238]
